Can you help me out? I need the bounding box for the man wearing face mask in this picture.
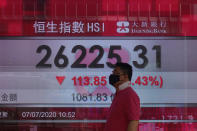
[104,62,140,131]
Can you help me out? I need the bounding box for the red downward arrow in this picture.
[56,76,65,85]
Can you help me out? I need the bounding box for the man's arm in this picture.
[127,120,139,131]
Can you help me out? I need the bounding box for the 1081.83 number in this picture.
[36,45,161,69]
[72,93,114,102]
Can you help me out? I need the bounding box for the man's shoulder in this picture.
[124,87,137,94]
[123,87,140,100]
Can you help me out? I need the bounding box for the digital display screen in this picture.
[0,38,197,104]
[0,37,197,131]
[1,0,197,130]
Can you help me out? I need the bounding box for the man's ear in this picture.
[125,75,129,81]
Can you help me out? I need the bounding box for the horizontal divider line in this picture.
[0,120,197,123]
[0,103,197,107]
[0,36,197,40]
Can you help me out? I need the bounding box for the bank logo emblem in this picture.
[117,21,129,33]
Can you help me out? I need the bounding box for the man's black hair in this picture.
[115,62,133,81]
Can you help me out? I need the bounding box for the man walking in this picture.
[104,62,140,131]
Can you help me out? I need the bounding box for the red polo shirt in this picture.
[104,87,140,131]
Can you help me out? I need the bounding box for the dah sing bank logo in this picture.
[117,21,129,33]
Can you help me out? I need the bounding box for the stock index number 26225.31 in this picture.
[36,45,161,69]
